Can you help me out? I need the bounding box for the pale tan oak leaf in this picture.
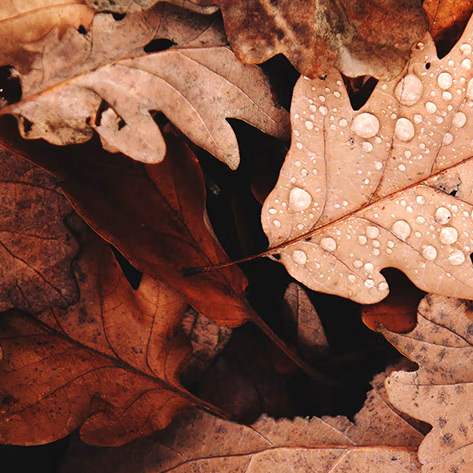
[262,14,473,304]
[383,295,473,473]
[0,4,289,169]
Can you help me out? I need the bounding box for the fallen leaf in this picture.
[189,0,428,79]
[85,0,218,14]
[0,4,289,169]
[384,294,473,473]
[262,15,473,304]
[0,147,78,314]
[180,306,232,384]
[60,367,424,473]
[0,1,94,75]
[0,222,223,446]
[283,282,329,360]
[361,269,423,333]
[424,0,473,54]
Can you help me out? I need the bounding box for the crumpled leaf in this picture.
[0,4,289,169]
[283,282,328,360]
[0,223,223,447]
[384,295,473,473]
[0,1,94,75]
[0,147,78,314]
[60,367,424,473]
[262,15,473,304]
[189,0,428,79]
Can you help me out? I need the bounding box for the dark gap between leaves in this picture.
[144,39,176,53]
[110,245,143,290]
[0,65,22,105]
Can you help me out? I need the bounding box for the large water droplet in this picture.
[395,118,415,142]
[435,207,452,224]
[392,220,411,241]
[440,226,458,244]
[364,262,374,274]
[437,72,453,89]
[448,250,465,265]
[351,113,379,139]
[321,237,337,252]
[422,245,437,261]
[292,250,307,265]
[452,112,467,128]
[394,74,423,106]
[289,187,312,212]
[366,226,379,239]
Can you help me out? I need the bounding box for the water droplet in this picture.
[453,112,467,128]
[366,226,379,238]
[425,102,437,113]
[269,208,277,214]
[273,220,281,228]
[442,91,453,101]
[443,133,454,145]
[289,187,312,212]
[448,250,465,265]
[319,106,328,115]
[364,262,374,274]
[440,227,458,244]
[416,195,425,205]
[374,161,383,170]
[398,164,406,172]
[362,141,373,152]
[358,235,367,245]
[395,118,415,142]
[460,43,472,55]
[364,279,375,288]
[422,245,437,261]
[394,74,423,106]
[305,120,314,131]
[416,216,426,224]
[351,113,379,138]
[461,58,472,70]
[378,282,388,291]
[438,72,453,89]
[392,220,411,241]
[353,260,363,268]
[292,250,307,265]
[348,274,356,283]
[339,118,348,127]
[321,237,337,252]
[435,206,452,224]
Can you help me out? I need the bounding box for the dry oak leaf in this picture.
[189,0,428,80]
[0,124,252,328]
[0,224,225,446]
[0,147,78,314]
[60,368,424,473]
[0,4,289,169]
[0,1,94,75]
[262,14,473,304]
[383,295,473,473]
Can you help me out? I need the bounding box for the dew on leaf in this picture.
[292,250,307,265]
[440,227,458,245]
[351,113,379,138]
[437,72,453,89]
[392,220,411,241]
[435,207,452,224]
[394,118,415,142]
[422,245,438,261]
[448,250,465,265]
[394,74,423,106]
[289,187,312,212]
[321,237,337,252]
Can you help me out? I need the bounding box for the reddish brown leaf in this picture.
[0,148,78,314]
[190,0,428,79]
[0,223,222,446]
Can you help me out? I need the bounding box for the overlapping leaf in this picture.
[0,221,224,446]
[0,4,289,169]
[0,148,78,314]
[384,295,473,473]
[189,0,428,79]
[262,15,473,304]
[60,368,424,473]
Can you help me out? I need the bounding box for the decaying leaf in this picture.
[189,0,428,79]
[0,1,94,75]
[60,367,424,473]
[0,4,289,169]
[85,0,218,15]
[0,223,223,446]
[0,148,78,314]
[384,295,473,473]
[283,282,329,360]
[262,15,473,304]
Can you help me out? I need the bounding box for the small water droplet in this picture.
[364,279,375,288]
[362,141,373,152]
[422,245,437,261]
[392,220,411,241]
[394,74,423,106]
[438,72,453,89]
[296,142,303,150]
[442,91,453,101]
[448,250,465,265]
[461,58,472,70]
[348,274,356,283]
[377,282,388,291]
[416,195,425,205]
[353,260,363,268]
[292,250,307,265]
[289,187,312,212]
[366,226,379,238]
[319,106,328,115]
[305,120,314,131]
[269,208,277,214]
[435,206,452,224]
[321,237,337,252]
[273,220,281,228]
[460,43,472,55]
[443,133,454,145]
[358,235,367,245]
[440,226,458,244]
[452,112,467,128]
[425,102,437,113]
[395,118,415,142]
[416,216,426,224]
[351,113,379,138]
[374,161,383,170]
[339,118,348,127]
[364,262,374,274]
